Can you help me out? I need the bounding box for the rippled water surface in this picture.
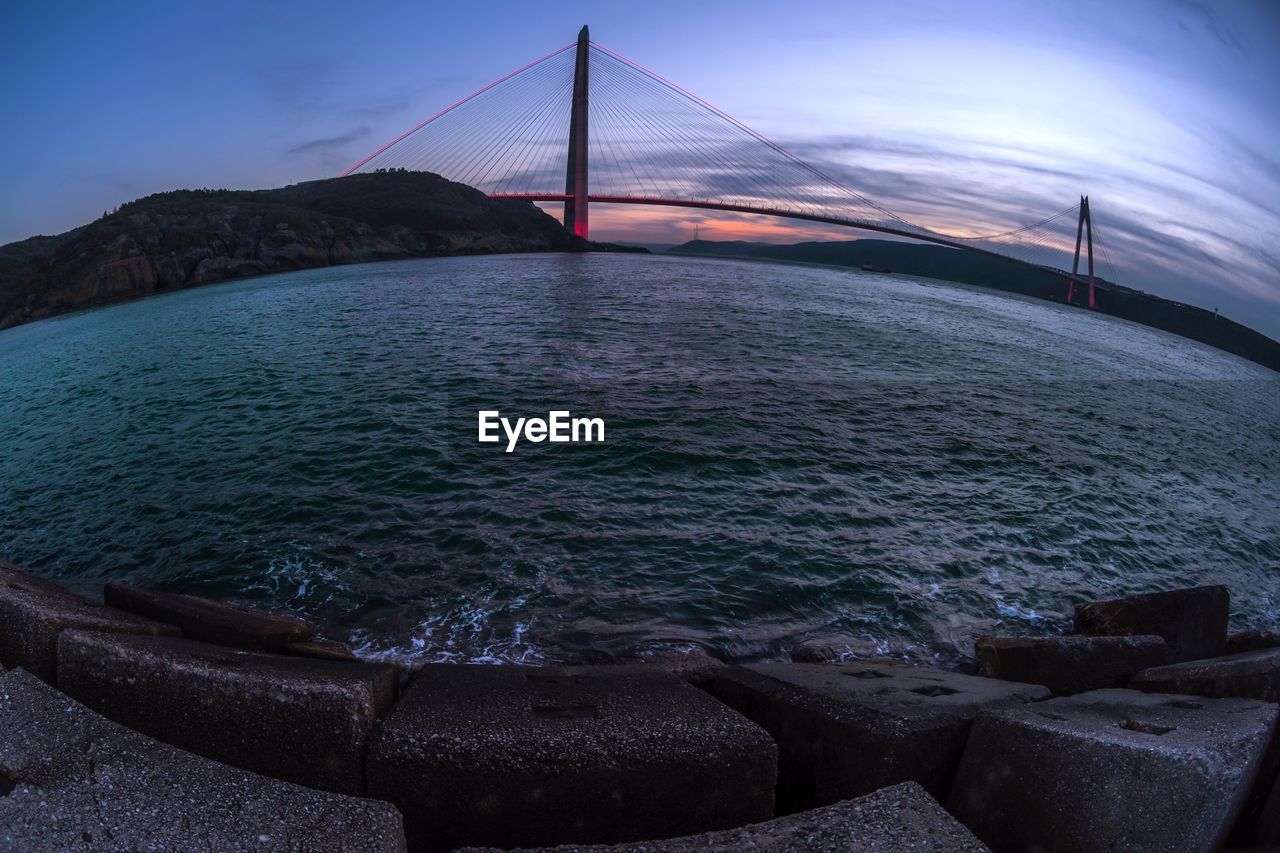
[1,253,1277,665]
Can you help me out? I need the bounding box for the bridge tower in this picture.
[1066,195,1096,309]
[563,25,590,240]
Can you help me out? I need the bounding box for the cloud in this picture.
[285,126,370,157]
[341,54,1280,336]
[1170,0,1246,55]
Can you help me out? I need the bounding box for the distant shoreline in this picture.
[670,239,1280,374]
[0,171,636,336]
[2,169,1273,374]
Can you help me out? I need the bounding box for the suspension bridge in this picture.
[343,26,1116,308]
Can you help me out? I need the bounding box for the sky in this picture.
[2,0,1278,335]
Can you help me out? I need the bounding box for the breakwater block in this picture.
[1131,647,1280,702]
[711,661,1049,812]
[103,581,316,651]
[0,668,406,851]
[1229,629,1280,656]
[975,634,1169,695]
[1074,584,1228,662]
[947,687,1276,852]
[631,646,727,686]
[56,630,397,795]
[286,639,365,663]
[0,559,177,684]
[366,664,777,852]
[1250,760,1280,846]
[457,781,989,852]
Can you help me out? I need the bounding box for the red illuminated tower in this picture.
[563,25,590,240]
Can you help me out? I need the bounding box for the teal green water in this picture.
[1,253,1277,664]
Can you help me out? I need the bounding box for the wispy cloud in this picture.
[285,126,370,157]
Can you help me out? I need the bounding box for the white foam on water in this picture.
[347,583,548,665]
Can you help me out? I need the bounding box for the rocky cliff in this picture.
[0,171,574,330]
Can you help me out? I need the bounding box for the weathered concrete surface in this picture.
[458,781,989,852]
[0,668,406,852]
[57,630,397,795]
[787,636,914,664]
[0,559,177,684]
[1131,647,1280,702]
[1074,584,1228,662]
[711,661,1049,813]
[286,639,365,663]
[948,688,1277,852]
[1251,764,1280,846]
[1229,629,1280,656]
[976,634,1169,695]
[367,664,777,852]
[630,646,727,687]
[104,581,316,651]
[790,638,882,663]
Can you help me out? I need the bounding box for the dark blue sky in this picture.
[2,1,1277,334]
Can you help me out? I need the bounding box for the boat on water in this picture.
[860,263,893,273]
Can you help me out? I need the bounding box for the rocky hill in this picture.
[0,170,576,330]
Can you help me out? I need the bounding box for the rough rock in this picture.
[1229,629,1280,656]
[0,558,177,683]
[457,781,988,852]
[711,661,1049,813]
[56,630,397,795]
[948,688,1276,852]
[104,582,316,651]
[975,634,1169,695]
[367,664,777,852]
[1131,647,1280,702]
[1073,584,1228,662]
[0,668,406,851]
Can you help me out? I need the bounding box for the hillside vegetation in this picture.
[0,171,573,330]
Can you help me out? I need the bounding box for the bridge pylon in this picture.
[342,31,1122,283]
[563,25,590,241]
[1066,195,1096,309]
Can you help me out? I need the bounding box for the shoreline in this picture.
[668,243,1280,374]
[6,245,1277,377]
[4,556,1280,850]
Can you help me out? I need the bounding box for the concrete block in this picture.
[0,558,177,684]
[56,630,397,795]
[1132,647,1280,702]
[1074,584,1228,662]
[1125,648,1280,847]
[1252,765,1280,845]
[366,664,777,852]
[711,661,1049,813]
[0,668,406,851]
[976,634,1169,695]
[948,688,1277,852]
[458,781,989,852]
[104,581,316,651]
[286,638,365,663]
[628,646,727,686]
[1229,629,1280,656]
[787,636,906,663]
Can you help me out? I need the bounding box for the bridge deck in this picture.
[489,193,1074,279]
